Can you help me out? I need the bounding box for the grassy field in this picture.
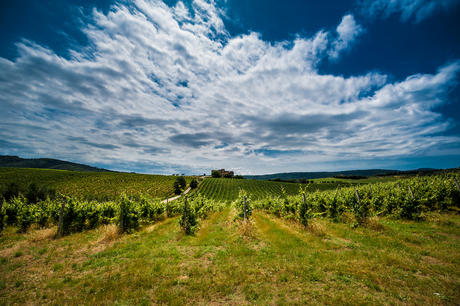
[0,168,193,200]
[0,206,459,305]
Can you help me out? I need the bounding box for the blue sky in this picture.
[1,0,460,175]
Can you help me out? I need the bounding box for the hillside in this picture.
[0,155,113,172]
[193,177,364,202]
[0,168,192,200]
[243,169,396,181]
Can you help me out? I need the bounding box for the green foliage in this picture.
[24,182,56,204]
[179,198,198,235]
[253,172,460,226]
[118,194,140,233]
[0,182,20,201]
[178,194,225,235]
[233,190,252,220]
[14,195,33,233]
[211,170,221,178]
[0,168,191,200]
[190,178,198,189]
[174,176,187,195]
[0,197,5,233]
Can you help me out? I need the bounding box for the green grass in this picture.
[1,207,459,305]
[0,168,194,200]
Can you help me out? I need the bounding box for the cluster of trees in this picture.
[0,182,56,203]
[268,178,315,184]
[332,175,368,180]
[211,171,244,179]
[173,176,198,195]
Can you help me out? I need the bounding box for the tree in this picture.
[190,178,198,189]
[224,172,233,178]
[173,176,187,195]
[211,170,221,178]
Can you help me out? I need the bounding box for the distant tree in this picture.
[212,170,221,178]
[173,176,187,194]
[190,178,198,189]
[224,172,233,178]
[234,175,245,179]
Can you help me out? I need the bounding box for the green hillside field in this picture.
[0,168,193,200]
[192,177,387,202]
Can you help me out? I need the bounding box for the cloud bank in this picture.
[0,0,459,174]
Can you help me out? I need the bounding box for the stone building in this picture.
[212,169,234,178]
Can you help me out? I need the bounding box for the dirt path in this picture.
[161,187,191,203]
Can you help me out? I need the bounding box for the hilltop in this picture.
[0,155,113,172]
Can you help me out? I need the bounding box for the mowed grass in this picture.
[1,208,459,305]
[0,168,194,200]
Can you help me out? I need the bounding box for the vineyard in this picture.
[244,172,460,225]
[194,178,362,202]
[1,171,460,304]
[0,168,193,200]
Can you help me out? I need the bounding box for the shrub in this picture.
[190,178,198,189]
[118,194,140,233]
[174,176,187,195]
[234,190,252,221]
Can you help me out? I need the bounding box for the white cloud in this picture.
[360,0,460,22]
[329,14,364,60]
[0,0,459,174]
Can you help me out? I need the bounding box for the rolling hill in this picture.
[0,155,113,172]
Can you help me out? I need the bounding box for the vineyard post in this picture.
[119,200,124,233]
[409,186,414,198]
[398,182,401,189]
[243,196,247,221]
[183,196,188,231]
[57,197,66,236]
[302,193,307,227]
[454,178,460,192]
[369,186,373,199]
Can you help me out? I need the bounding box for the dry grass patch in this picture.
[27,227,56,242]
[102,224,119,242]
[237,219,256,239]
[308,219,328,237]
[364,216,386,231]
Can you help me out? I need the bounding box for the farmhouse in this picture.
[212,169,234,178]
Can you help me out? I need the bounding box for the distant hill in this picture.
[0,155,114,172]
[243,169,397,181]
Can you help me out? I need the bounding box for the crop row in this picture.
[196,178,302,202]
[245,173,460,225]
[0,193,224,235]
[0,168,194,200]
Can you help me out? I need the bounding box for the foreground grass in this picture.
[1,208,459,305]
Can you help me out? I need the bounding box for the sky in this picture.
[1,0,460,175]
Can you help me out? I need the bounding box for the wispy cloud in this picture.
[359,0,460,23]
[328,14,364,60]
[0,0,459,174]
